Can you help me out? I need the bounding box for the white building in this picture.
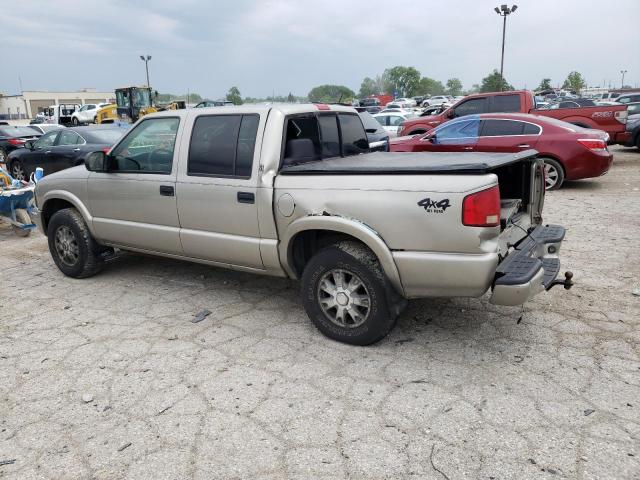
[0,89,114,120]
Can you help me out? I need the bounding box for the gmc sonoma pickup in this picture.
[34,104,573,345]
[399,90,630,145]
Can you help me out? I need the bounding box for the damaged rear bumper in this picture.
[490,224,573,306]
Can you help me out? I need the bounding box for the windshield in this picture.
[132,89,152,108]
[84,129,125,145]
[358,112,382,131]
[0,126,39,137]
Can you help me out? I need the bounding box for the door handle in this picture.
[517,144,530,148]
[159,185,174,196]
[237,191,255,204]
[73,148,81,152]
[45,150,52,154]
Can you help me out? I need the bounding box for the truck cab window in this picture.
[318,115,340,157]
[283,117,321,166]
[453,98,487,118]
[490,94,520,112]
[109,117,179,174]
[188,114,259,178]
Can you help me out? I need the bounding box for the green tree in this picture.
[537,78,552,91]
[307,84,355,103]
[417,77,445,96]
[562,71,585,93]
[358,77,378,98]
[480,70,513,93]
[382,66,421,97]
[226,86,243,105]
[445,78,463,96]
[286,92,295,103]
[464,84,481,95]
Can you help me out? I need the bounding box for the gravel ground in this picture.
[1,146,639,480]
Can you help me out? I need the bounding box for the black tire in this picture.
[72,117,80,126]
[542,158,565,190]
[47,208,104,278]
[409,129,426,135]
[301,241,396,345]
[10,160,26,181]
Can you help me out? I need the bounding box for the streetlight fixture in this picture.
[620,70,628,89]
[140,55,152,87]
[494,4,518,91]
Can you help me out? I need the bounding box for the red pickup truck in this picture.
[399,90,630,144]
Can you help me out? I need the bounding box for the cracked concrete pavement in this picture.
[0,146,639,479]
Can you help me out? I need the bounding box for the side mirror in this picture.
[446,109,455,118]
[24,140,34,150]
[85,151,108,172]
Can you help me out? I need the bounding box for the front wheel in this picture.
[301,241,397,345]
[543,158,565,190]
[47,208,104,278]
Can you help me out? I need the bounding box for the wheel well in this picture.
[289,230,372,277]
[42,199,75,233]
[408,129,426,135]
[539,155,566,175]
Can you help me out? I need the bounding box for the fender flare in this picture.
[41,190,96,236]
[279,215,405,295]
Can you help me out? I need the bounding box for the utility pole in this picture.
[494,4,518,91]
[140,55,152,86]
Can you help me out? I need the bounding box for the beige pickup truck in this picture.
[34,104,573,345]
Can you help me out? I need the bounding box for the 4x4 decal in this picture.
[417,197,451,213]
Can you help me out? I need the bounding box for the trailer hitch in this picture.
[546,271,574,291]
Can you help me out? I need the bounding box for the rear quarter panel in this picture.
[274,174,500,255]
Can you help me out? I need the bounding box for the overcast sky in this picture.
[2,0,639,98]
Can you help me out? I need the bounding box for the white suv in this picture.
[71,103,109,125]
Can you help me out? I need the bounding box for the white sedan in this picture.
[421,95,450,107]
[373,112,416,137]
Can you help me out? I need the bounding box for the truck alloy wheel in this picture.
[301,241,397,345]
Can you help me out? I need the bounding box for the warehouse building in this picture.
[0,89,114,119]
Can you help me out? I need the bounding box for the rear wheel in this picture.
[72,117,80,126]
[542,158,565,190]
[301,241,397,345]
[47,208,104,278]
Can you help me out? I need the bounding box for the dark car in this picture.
[623,103,640,149]
[358,111,389,152]
[390,113,612,190]
[6,126,124,180]
[0,126,41,167]
[359,98,382,114]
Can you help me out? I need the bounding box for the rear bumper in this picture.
[613,131,631,145]
[490,224,571,306]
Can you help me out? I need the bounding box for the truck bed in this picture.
[279,150,539,175]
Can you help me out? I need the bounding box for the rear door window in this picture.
[480,119,525,136]
[338,113,369,155]
[188,114,258,177]
[435,119,480,142]
[489,94,521,112]
[454,98,488,117]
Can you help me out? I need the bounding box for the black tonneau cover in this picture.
[280,149,539,175]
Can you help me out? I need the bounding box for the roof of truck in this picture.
[147,103,358,119]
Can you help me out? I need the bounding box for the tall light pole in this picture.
[494,4,518,91]
[140,55,152,87]
[620,70,627,89]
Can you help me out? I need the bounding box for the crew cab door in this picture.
[175,111,264,270]
[87,116,183,254]
[48,129,85,174]
[476,119,541,153]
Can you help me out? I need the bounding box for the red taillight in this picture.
[577,138,607,151]
[7,138,25,146]
[462,185,500,227]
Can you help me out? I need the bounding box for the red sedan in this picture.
[390,113,613,189]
